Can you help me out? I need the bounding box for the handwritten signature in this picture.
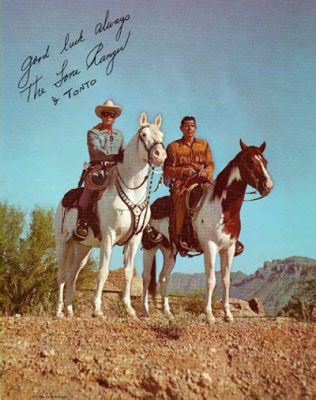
[95,9,130,41]
[86,31,130,75]
[54,59,81,88]
[60,29,85,54]
[17,9,132,105]
[18,45,50,90]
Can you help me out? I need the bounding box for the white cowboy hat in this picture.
[95,99,122,118]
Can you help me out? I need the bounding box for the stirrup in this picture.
[180,238,199,252]
[74,222,89,240]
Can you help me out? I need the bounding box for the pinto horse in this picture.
[55,113,166,318]
[142,140,273,322]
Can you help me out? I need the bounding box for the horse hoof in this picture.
[56,312,64,318]
[224,315,234,323]
[125,306,138,320]
[142,309,150,318]
[164,311,174,320]
[128,311,138,320]
[207,314,216,324]
[93,310,104,318]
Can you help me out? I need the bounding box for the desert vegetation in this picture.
[0,202,95,316]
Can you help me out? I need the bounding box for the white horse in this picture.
[55,112,166,318]
[142,140,273,322]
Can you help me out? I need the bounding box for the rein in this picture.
[116,166,148,190]
[241,162,268,202]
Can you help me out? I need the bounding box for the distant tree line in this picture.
[0,202,95,315]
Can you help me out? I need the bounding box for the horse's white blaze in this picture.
[255,155,273,190]
[227,166,242,186]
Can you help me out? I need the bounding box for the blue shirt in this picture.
[87,127,124,161]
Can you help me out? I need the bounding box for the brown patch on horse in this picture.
[150,196,171,220]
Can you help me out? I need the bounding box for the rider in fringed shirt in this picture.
[163,116,214,256]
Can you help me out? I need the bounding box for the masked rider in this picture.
[75,100,124,239]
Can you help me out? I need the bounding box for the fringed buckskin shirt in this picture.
[164,137,214,187]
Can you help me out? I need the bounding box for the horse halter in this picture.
[137,125,165,166]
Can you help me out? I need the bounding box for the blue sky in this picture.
[2,0,316,275]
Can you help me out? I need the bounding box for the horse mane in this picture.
[212,151,243,200]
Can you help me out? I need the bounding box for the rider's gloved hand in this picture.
[198,170,209,181]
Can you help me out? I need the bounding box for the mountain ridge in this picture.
[168,256,316,315]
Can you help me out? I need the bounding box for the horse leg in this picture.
[219,246,235,322]
[159,245,176,319]
[123,234,142,318]
[56,239,73,318]
[203,241,217,323]
[142,246,158,317]
[93,237,113,317]
[64,243,91,317]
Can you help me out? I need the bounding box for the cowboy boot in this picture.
[234,240,244,257]
[175,235,189,257]
[75,208,89,239]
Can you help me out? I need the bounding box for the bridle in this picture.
[217,156,270,226]
[240,156,268,202]
[137,124,165,167]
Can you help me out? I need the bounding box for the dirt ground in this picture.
[1,302,316,400]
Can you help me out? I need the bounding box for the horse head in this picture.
[137,112,167,167]
[238,139,273,196]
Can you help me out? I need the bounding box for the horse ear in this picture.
[259,141,266,153]
[140,112,148,126]
[154,114,162,128]
[240,139,248,151]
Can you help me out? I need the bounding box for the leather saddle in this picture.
[150,179,207,254]
[150,178,207,220]
[62,187,101,239]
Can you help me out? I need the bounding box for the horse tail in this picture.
[55,202,65,236]
[148,255,157,306]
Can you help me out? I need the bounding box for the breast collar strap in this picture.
[115,179,149,245]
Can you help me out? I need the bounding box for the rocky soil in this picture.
[1,301,315,400]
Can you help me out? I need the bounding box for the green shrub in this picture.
[0,202,99,315]
[0,203,56,315]
[153,312,191,340]
[108,297,129,318]
[180,291,205,315]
